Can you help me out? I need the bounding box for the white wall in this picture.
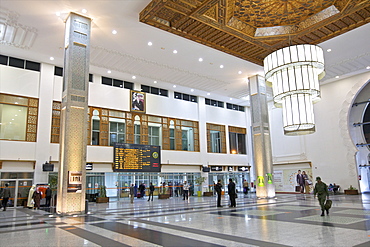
[269,72,370,191]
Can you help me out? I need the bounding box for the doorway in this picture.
[0,172,33,207]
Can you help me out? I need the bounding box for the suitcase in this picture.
[325,199,332,210]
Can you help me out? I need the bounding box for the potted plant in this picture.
[344,185,359,195]
[194,176,210,197]
[96,185,109,203]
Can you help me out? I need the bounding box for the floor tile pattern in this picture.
[0,193,369,246]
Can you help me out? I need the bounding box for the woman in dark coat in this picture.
[32,188,42,209]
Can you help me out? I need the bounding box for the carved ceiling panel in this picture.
[140,0,370,65]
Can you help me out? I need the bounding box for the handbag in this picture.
[325,199,332,210]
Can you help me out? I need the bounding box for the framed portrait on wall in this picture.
[130,90,146,113]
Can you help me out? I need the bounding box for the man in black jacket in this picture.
[228,179,236,207]
[215,180,223,207]
[1,183,11,211]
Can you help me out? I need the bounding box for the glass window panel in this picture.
[0,104,28,140]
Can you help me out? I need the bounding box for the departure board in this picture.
[113,143,161,172]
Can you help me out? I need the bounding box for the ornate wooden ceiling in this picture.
[140,0,370,66]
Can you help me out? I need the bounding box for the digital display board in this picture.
[113,143,161,172]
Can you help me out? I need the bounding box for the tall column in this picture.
[57,13,91,214]
[248,75,275,198]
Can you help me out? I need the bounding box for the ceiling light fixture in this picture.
[148,42,152,46]
[173,85,176,88]
[191,89,194,92]
[220,65,224,68]
[199,58,203,62]
[107,70,111,74]
[173,50,178,54]
[132,76,136,79]
[50,57,54,61]
[238,71,242,74]
[112,30,117,35]
[56,12,61,17]
[335,76,339,78]
[82,9,87,14]
[207,93,210,95]
[327,49,332,52]
[264,44,325,136]
[366,66,370,70]
[154,80,157,83]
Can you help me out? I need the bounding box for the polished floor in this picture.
[0,192,369,247]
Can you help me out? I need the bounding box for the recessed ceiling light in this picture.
[198,58,203,62]
[82,9,87,14]
[50,57,54,61]
[191,89,194,92]
[173,85,176,88]
[238,71,242,74]
[173,50,178,54]
[327,49,332,52]
[148,42,153,46]
[207,93,210,95]
[220,65,224,68]
[112,30,117,35]
[335,76,339,78]
[366,66,370,69]
[154,80,157,83]
[107,70,111,74]
[132,76,136,79]
[56,12,61,17]
[230,98,233,100]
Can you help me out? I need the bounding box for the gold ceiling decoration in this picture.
[140,0,370,65]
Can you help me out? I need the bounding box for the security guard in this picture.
[313,177,329,216]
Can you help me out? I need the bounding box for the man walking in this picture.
[148,182,155,201]
[314,177,329,216]
[215,180,223,207]
[183,181,189,200]
[228,178,236,207]
[1,183,11,211]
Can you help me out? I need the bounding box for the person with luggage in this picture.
[314,177,329,216]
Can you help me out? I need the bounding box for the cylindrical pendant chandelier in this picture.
[264,44,325,135]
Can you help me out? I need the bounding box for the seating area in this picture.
[328,184,340,194]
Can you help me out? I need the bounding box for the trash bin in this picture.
[197,191,201,197]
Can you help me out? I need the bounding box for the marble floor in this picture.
[0,193,369,247]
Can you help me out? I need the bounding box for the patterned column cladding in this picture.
[248,75,275,198]
[57,12,91,214]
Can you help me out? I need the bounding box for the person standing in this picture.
[139,183,146,199]
[147,182,155,201]
[228,178,236,207]
[32,187,42,210]
[1,183,11,211]
[45,186,52,207]
[302,171,311,194]
[183,181,189,200]
[314,177,329,216]
[215,180,223,207]
[243,180,249,194]
[27,184,36,208]
[129,184,135,203]
[296,170,305,193]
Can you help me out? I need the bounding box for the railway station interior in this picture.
[1,1,370,246]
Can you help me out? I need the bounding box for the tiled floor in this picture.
[1,193,369,247]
